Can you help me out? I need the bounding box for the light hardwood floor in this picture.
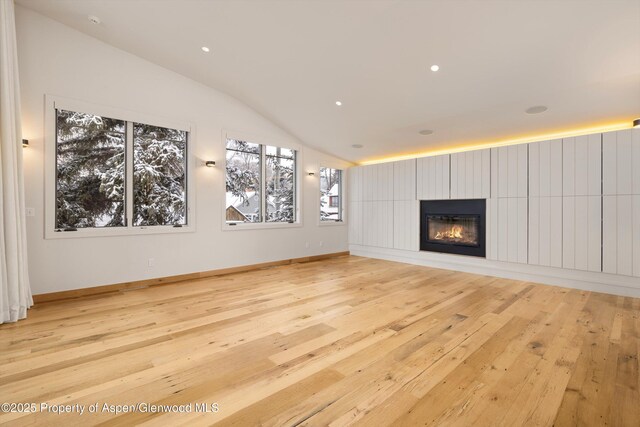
[1,255,639,426]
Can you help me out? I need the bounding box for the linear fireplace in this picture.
[420,199,486,257]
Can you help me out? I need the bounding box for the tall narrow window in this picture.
[225,139,297,225]
[133,123,187,226]
[320,167,343,221]
[55,109,126,229]
[225,140,261,223]
[266,146,295,222]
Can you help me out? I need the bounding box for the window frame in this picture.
[44,95,196,239]
[319,166,347,226]
[222,131,302,231]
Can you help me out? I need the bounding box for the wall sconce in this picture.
[634,118,640,128]
[22,139,29,147]
[205,161,216,167]
[307,172,315,176]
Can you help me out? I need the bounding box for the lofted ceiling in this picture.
[16,0,640,163]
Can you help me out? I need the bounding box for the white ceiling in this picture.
[17,0,640,163]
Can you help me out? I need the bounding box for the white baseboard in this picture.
[350,245,640,298]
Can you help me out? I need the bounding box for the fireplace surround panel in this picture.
[420,199,486,257]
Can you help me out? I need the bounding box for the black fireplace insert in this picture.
[420,199,486,257]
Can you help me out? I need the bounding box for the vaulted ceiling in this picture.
[17,0,640,163]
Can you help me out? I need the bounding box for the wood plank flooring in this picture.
[1,255,638,426]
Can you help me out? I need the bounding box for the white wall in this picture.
[16,6,350,295]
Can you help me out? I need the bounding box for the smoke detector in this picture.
[88,15,101,25]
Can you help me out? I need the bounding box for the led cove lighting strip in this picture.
[359,121,633,165]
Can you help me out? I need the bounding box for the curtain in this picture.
[0,0,32,323]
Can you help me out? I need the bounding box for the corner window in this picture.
[320,167,342,221]
[226,139,297,225]
[51,103,190,236]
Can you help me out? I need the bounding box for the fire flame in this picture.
[434,225,464,240]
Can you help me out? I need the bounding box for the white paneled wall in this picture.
[603,129,640,196]
[363,163,393,201]
[528,197,562,268]
[562,135,602,272]
[488,145,527,263]
[348,166,363,202]
[528,139,562,267]
[348,166,364,245]
[487,198,527,263]
[450,149,491,199]
[529,139,562,197]
[603,195,640,277]
[362,201,394,248]
[394,201,419,251]
[417,155,450,200]
[350,128,640,283]
[392,159,418,251]
[563,134,601,197]
[491,145,528,198]
[348,201,363,245]
[601,130,640,277]
[393,159,416,201]
[563,196,601,272]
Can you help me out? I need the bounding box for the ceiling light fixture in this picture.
[88,15,101,25]
[419,130,434,136]
[430,65,439,72]
[633,118,640,128]
[351,144,363,149]
[201,46,210,53]
[335,101,342,106]
[525,105,548,114]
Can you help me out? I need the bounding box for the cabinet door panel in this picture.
[348,201,363,245]
[528,196,562,267]
[393,201,418,251]
[393,159,416,201]
[563,196,601,272]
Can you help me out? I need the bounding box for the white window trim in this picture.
[44,95,196,239]
[221,130,303,231]
[318,165,347,227]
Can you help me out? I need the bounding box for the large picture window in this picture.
[133,123,187,226]
[52,105,189,234]
[320,167,343,221]
[225,139,297,225]
[56,109,126,229]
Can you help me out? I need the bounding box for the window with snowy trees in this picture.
[225,139,296,224]
[133,123,187,226]
[54,108,187,231]
[320,167,342,221]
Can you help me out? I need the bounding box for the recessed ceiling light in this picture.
[88,15,101,25]
[201,46,210,53]
[419,129,434,135]
[335,101,342,106]
[430,65,439,72]
[525,105,548,114]
[351,144,363,149]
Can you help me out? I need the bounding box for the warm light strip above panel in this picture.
[358,121,633,165]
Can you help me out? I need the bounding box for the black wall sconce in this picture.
[22,139,29,147]
[205,161,216,167]
[307,172,315,176]
[634,118,640,128]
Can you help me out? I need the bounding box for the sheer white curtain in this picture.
[0,0,32,323]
